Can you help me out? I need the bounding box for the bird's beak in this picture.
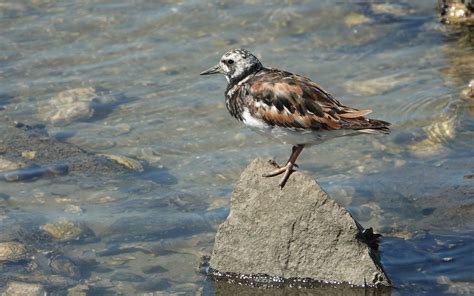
[200,64,222,75]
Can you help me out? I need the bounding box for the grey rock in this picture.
[209,159,391,287]
[1,281,46,296]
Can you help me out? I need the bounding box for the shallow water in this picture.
[0,1,473,295]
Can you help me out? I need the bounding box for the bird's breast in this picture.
[241,108,269,130]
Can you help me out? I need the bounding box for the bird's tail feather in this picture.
[354,119,391,134]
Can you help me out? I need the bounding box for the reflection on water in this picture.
[0,0,473,295]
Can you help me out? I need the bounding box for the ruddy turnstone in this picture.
[201,49,390,188]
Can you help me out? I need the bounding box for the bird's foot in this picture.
[262,166,287,177]
[262,163,296,189]
[278,167,294,189]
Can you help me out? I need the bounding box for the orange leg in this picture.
[262,144,305,188]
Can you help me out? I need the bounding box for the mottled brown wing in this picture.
[243,68,379,131]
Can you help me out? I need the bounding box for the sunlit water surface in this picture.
[0,1,473,295]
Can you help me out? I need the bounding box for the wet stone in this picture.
[9,274,74,291]
[371,3,410,16]
[209,159,391,287]
[344,13,372,27]
[41,220,95,242]
[0,242,29,262]
[437,275,474,295]
[37,87,118,125]
[1,281,46,296]
[98,154,144,172]
[130,147,161,164]
[0,116,133,178]
[0,157,21,171]
[67,284,89,296]
[3,164,69,182]
[48,253,81,279]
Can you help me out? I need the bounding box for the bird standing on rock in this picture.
[201,49,390,188]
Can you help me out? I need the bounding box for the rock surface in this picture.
[209,159,391,287]
[0,242,29,262]
[1,281,46,296]
[37,87,117,125]
[0,116,130,181]
[41,220,95,242]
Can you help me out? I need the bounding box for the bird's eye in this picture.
[227,59,234,65]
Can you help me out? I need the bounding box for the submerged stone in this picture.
[98,154,144,172]
[3,163,68,182]
[67,284,89,296]
[48,253,81,279]
[344,13,372,27]
[0,242,29,262]
[209,159,391,288]
[37,87,117,125]
[41,220,95,242]
[0,157,21,171]
[1,281,45,296]
[0,116,130,178]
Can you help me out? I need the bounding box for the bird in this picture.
[201,49,390,188]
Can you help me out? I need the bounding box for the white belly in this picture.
[241,108,359,145]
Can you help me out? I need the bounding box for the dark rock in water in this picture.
[209,159,391,288]
[0,116,139,180]
[141,264,168,274]
[48,253,81,279]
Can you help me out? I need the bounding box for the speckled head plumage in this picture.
[200,48,263,85]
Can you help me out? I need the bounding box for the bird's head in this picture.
[200,49,263,84]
